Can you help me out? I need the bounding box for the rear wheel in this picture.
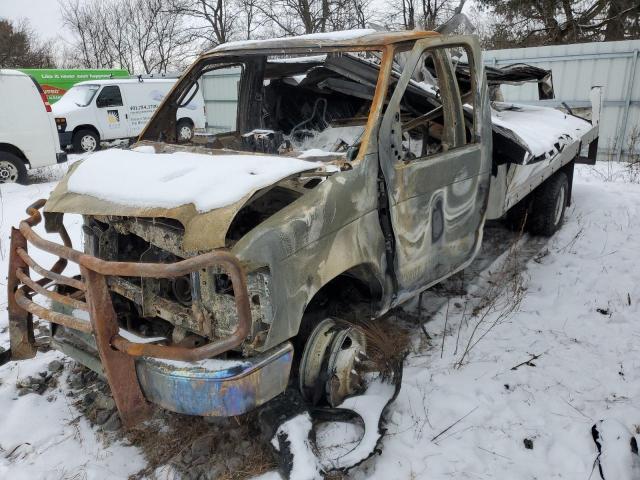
[529,171,569,237]
[73,129,100,153]
[0,152,27,184]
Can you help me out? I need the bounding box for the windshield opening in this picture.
[59,84,100,107]
[142,50,383,163]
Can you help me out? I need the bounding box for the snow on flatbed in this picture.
[491,102,594,161]
[2,158,640,479]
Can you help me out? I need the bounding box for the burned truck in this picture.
[5,30,598,472]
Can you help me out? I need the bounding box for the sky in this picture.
[0,0,68,41]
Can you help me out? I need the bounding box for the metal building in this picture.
[200,67,241,134]
[484,40,640,162]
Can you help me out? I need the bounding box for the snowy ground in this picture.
[1,158,640,479]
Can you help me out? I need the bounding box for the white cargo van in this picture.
[0,69,67,184]
[52,78,205,153]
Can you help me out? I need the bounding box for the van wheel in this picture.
[529,171,569,237]
[176,120,194,143]
[73,130,100,153]
[0,152,27,184]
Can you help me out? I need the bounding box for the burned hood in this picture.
[45,148,322,252]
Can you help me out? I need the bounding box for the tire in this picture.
[529,171,569,237]
[176,119,194,143]
[73,129,100,153]
[0,151,28,184]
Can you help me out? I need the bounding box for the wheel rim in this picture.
[179,125,192,140]
[0,161,19,183]
[554,185,566,225]
[81,135,97,152]
[299,319,367,407]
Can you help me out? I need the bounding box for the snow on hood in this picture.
[66,149,320,213]
[490,103,593,161]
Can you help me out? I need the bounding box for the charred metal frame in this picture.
[6,200,252,426]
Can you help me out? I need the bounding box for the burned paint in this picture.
[136,342,293,416]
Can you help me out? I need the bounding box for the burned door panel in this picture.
[378,37,492,296]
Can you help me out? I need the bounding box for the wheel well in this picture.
[303,264,383,320]
[72,125,100,140]
[292,264,384,368]
[177,117,194,126]
[0,143,29,167]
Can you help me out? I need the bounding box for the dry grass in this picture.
[351,316,410,380]
[126,411,275,480]
[126,414,212,479]
[454,232,527,369]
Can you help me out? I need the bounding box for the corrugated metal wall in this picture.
[200,67,241,133]
[484,40,640,161]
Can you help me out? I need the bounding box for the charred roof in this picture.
[206,29,440,55]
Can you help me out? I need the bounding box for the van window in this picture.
[96,86,123,108]
[59,85,100,107]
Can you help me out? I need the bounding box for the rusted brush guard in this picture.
[6,200,253,427]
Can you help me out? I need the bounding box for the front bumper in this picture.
[137,343,293,416]
[51,326,293,417]
[4,200,288,426]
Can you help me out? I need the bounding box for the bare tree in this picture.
[476,0,640,48]
[385,0,466,31]
[255,0,376,36]
[60,0,192,73]
[0,18,55,68]
[169,0,239,46]
[327,0,374,30]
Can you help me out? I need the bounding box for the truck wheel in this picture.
[176,120,194,143]
[0,152,27,184]
[73,130,100,153]
[529,171,569,237]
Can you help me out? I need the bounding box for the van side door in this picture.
[378,36,492,300]
[95,85,129,140]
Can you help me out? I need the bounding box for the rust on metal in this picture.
[17,247,85,291]
[7,227,36,360]
[6,200,254,424]
[81,266,152,427]
[14,286,93,333]
[16,270,88,311]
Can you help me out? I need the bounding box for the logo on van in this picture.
[107,110,120,124]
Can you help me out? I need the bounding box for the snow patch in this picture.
[273,413,322,480]
[298,149,345,159]
[66,149,320,212]
[491,102,592,160]
[213,29,376,52]
[117,328,166,344]
[147,356,249,371]
[320,379,395,470]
